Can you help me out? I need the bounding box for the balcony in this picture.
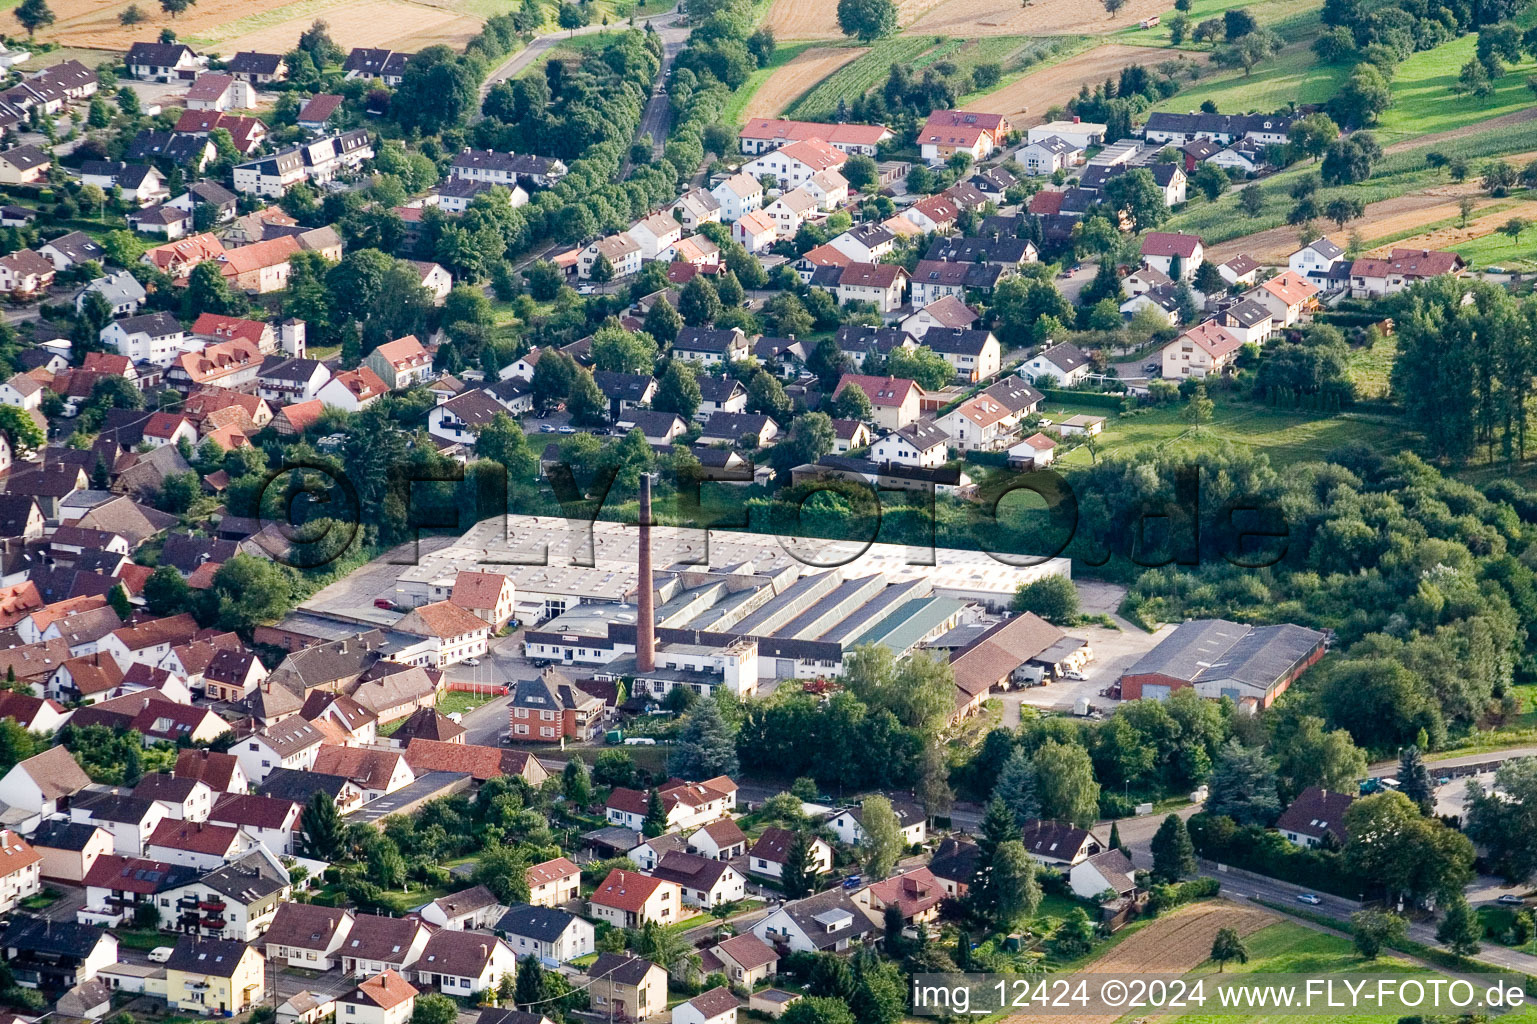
[198,901,226,912]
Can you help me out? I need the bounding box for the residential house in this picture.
[420,886,504,931]
[650,851,746,909]
[162,936,265,1014]
[495,903,594,963]
[1276,786,1355,848]
[750,888,874,954]
[365,335,432,389]
[0,249,55,296]
[837,263,907,313]
[923,328,1001,381]
[827,800,926,847]
[1006,432,1057,469]
[264,903,354,970]
[833,373,923,430]
[412,931,516,996]
[747,827,830,881]
[0,746,92,817]
[588,868,680,928]
[185,73,255,112]
[732,209,777,253]
[339,915,432,976]
[687,819,747,861]
[235,719,325,784]
[1067,848,1137,901]
[392,601,490,667]
[903,195,960,234]
[1246,270,1320,327]
[1160,320,1243,379]
[827,223,894,264]
[526,857,580,908]
[1021,342,1089,386]
[672,188,722,228]
[1216,298,1275,344]
[0,830,40,911]
[627,213,683,261]
[674,326,749,364]
[225,51,286,84]
[853,866,944,926]
[159,846,290,941]
[871,422,949,468]
[762,187,820,239]
[126,42,203,80]
[1288,237,1348,287]
[1018,819,1103,868]
[736,119,890,156]
[309,746,416,800]
[918,110,1010,162]
[144,818,248,870]
[675,989,738,1024]
[0,144,48,185]
[39,230,107,270]
[0,916,118,991]
[1016,135,1081,175]
[1140,232,1204,280]
[710,174,763,223]
[702,933,777,987]
[257,356,331,405]
[336,971,417,1024]
[448,149,566,189]
[742,138,846,190]
[1217,254,1261,288]
[578,234,642,281]
[80,161,166,205]
[587,954,666,1020]
[449,570,517,631]
[208,793,301,856]
[30,820,112,884]
[75,271,147,317]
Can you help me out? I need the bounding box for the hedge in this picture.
[1038,387,1127,410]
[1188,812,1364,899]
[1146,877,1220,916]
[965,449,1011,468]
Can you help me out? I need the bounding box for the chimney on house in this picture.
[636,474,656,675]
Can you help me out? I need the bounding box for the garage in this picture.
[1141,683,1171,700]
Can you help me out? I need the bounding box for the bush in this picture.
[1098,791,1136,819]
[1146,877,1220,915]
[1036,387,1125,409]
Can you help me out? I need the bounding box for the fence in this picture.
[444,681,510,696]
[1037,388,1128,410]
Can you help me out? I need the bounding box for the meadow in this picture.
[1043,395,1410,470]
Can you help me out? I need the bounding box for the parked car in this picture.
[148,947,174,964]
[463,657,480,666]
[843,874,862,889]
[1064,670,1087,681]
[373,598,394,610]
[1296,893,1321,905]
[1498,894,1527,905]
[1143,362,1160,374]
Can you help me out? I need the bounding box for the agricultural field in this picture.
[784,36,939,117]
[32,0,503,55]
[731,43,859,123]
[1044,395,1410,470]
[1120,0,1320,47]
[1373,23,1537,144]
[1141,920,1434,1024]
[969,42,1176,126]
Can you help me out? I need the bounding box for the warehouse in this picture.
[1117,619,1327,709]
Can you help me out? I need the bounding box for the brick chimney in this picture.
[636,474,655,674]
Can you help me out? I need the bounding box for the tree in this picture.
[831,383,873,422]
[591,325,658,374]
[1191,163,1230,201]
[1049,908,1096,957]
[593,749,637,789]
[992,748,1039,825]
[1032,740,1099,827]
[678,276,722,326]
[0,406,40,459]
[209,554,291,632]
[566,369,608,428]
[1183,383,1214,429]
[525,261,563,301]
[475,843,532,904]
[366,834,406,887]
[1207,740,1281,826]
[1103,0,1126,15]
[654,361,702,420]
[1465,758,1537,884]
[1344,792,1475,905]
[1273,715,1367,800]
[1210,927,1248,971]
[643,787,668,836]
[991,840,1041,929]
[1436,896,1481,955]
[670,699,739,778]
[159,0,193,17]
[13,0,52,36]
[781,830,817,899]
[1321,133,1380,185]
[783,412,835,467]
[1351,909,1405,959]
[299,792,346,859]
[858,795,905,878]
[1239,186,1266,217]
[562,756,593,807]
[1288,113,1340,160]
[590,253,615,292]
[1151,813,1196,882]
[836,0,896,40]
[1396,746,1435,815]
[1325,197,1365,229]
[513,953,551,1010]
[412,994,458,1024]
[1328,63,1393,127]
[118,2,144,23]
[1011,575,1078,623]
[1485,159,1519,195]
[1459,196,1477,227]
[645,298,684,347]
[1504,216,1530,243]
[781,997,855,1024]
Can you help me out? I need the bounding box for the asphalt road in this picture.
[619,22,691,178]
[478,10,685,108]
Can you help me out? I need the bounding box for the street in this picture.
[619,22,691,178]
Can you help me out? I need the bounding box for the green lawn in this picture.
[1344,331,1396,400]
[1137,921,1428,1024]
[1373,11,1537,145]
[723,40,824,126]
[1151,45,1351,114]
[1448,226,1537,271]
[437,690,498,717]
[1044,396,1410,470]
[1121,0,1322,48]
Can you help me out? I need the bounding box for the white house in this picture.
[870,422,949,468]
[579,235,642,281]
[1016,136,1081,175]
[627,213,683,261]
[100,312,192,366]
[675,988,739,1024]
[1140,232,1204,280]
[741,138,846,190]
[732,210,777,254]
[711,174,763,223]
[1021,342,1090,386]
[826,801,926,847]
[1288,237,1348,286]
[1067,848,1137,901]
[495,904,594,962]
